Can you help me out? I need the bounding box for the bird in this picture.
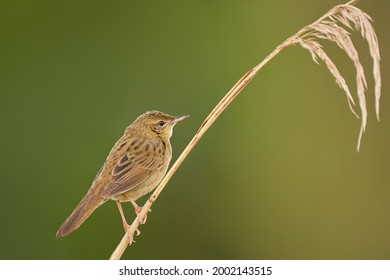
[56,110,189,238]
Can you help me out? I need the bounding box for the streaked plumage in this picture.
[57,111,188,238]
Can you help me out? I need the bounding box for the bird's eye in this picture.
[158,121,165,126]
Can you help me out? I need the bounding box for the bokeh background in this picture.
[0,0,389,259]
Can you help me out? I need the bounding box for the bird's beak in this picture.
[172,115,190,123]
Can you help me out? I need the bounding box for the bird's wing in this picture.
[101,137,167,198]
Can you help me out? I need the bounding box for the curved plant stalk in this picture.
[110,0,381,259]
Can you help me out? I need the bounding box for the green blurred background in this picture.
[0,0,389,259]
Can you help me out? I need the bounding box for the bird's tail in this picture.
[57,190,106,238]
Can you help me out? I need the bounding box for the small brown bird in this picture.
[57,111,188,238]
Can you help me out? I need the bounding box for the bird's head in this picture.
[129,110,189,139]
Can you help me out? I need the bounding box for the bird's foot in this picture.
[134,207,148,224]
[125,196,150,224]
[123,224,141,243]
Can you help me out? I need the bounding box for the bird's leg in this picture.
[115,200,140,242]
[128,198,142,214]
[123,194,149,224]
